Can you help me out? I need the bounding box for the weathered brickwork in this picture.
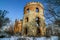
[22,2,46,36]
[14,2,46,37]
[14,19,22,34]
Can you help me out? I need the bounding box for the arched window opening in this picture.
[36,8,39,12]
[36,17,40,27]
[25,17,28,22]
[27,8,30,13]
[37,28,40,34]
[24,27,27,35]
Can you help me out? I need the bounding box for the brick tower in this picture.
[22,2,46,36]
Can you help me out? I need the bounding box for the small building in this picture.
[14,19,22,34]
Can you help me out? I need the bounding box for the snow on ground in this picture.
[0,36,58,40]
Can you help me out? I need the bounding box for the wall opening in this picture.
[24,27,28,35]
[27,8,30,13]
[37,28,40,34]
[35,17,40,27]
[36,8,39,12]
[25,17,28,22]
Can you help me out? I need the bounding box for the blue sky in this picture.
[0,0,47,23]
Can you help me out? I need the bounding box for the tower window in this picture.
[37,28,40,34]
[27,8,30,13]
[36,17,40,26]
[36,8,39,12]
[25,28,27,35]
[24,27,27,35]
[25,17,28,22]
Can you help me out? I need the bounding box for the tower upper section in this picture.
[24,2,44,15]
